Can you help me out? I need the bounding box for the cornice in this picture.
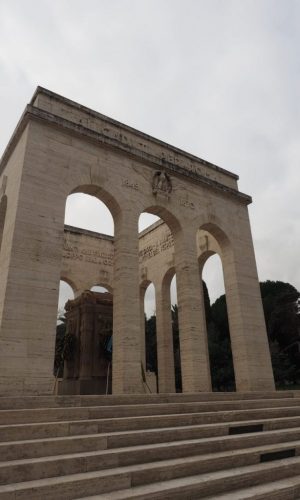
[0,104,252,205]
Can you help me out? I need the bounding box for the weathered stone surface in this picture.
[0,393,299,498]
[0,87,274,396]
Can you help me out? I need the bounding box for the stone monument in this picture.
[58,291,113,395]
[0,87,275,395]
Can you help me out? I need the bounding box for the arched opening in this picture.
[139,206,181,393]
[169,273,181,392]
[57,279,75,319]
[90,285,111,293]
[55,188,116,394]
[139,280,157,393]
[197,227,236,391]
[145,282,157,377]
[54,279,75,379]
[139,213,160,233]
[0,195,7,257]
[65,192,114,235]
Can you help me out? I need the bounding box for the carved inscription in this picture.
[179,198,195,210]
[180,162,218,182]
[63,242,113,266]
[122,178,138,190]
[139,232,174,263]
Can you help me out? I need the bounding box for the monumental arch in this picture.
[0,87,275,396]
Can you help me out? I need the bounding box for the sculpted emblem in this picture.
[152,171,172,196]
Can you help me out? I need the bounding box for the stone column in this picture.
[223,209,275,391]
[0,125,66,396]
[155,279,176,393]
[112,210,143,393]
[174,228,211,392]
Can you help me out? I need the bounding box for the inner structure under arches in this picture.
[62,192,115,298]
[138,209,179,394]
[160,268,179,393]
[197,227,236,387]
[199,250,236,392]
[57,192,116,394]
[140,281,158,393]
[54,279,75,380]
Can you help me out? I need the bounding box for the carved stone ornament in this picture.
[152,171,172,196]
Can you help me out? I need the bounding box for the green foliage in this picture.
[207,322,235,391]
[270,341,297,386]
[54,316,77,377]
[202,281,212,322]
[210,294,229,340]
[209,280,300,389]
[156,279,299,391]
[54,279,299,391]
[260,280,298,332]
[54,320,66,377]
[171,304,182,391]
[145,314,157,373]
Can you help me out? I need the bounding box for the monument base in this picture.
[57,377,111,395]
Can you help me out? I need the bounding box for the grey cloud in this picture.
[0,0,299,314]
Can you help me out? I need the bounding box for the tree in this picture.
[207,293,235,390]
[210,294,229,340]
[54,316,66,377]
[145,314,157,373]
[171,304,182,391]
[208,280,300,389]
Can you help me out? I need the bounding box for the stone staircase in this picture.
[0,392,300,499]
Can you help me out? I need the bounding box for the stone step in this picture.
[1,410,300,445]
[204,476,300,499]
[2,407,300,443]
[78,456,300,500]
[0,398,300,425]
[1,425,300,462]
[2,454,299,500]
[1,393,300,498]
[0,391,299,410]
[0,437,300,486]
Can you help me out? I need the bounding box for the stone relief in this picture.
[152,171,172,197]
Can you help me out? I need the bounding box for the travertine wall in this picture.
[61,222,219,393]
[0,86,275,395]
[62,226,114,294]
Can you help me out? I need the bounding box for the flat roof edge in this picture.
[31,86,239,181]
[0,102,252,205]
[64,225,114,241]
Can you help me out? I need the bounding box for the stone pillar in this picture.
[223,210,275,391]
[155,279,176,393]
[0,125,66,395]
[174,229,211,392]
[112,211,143,393]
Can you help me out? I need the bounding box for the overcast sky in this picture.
[0,0,299,315]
